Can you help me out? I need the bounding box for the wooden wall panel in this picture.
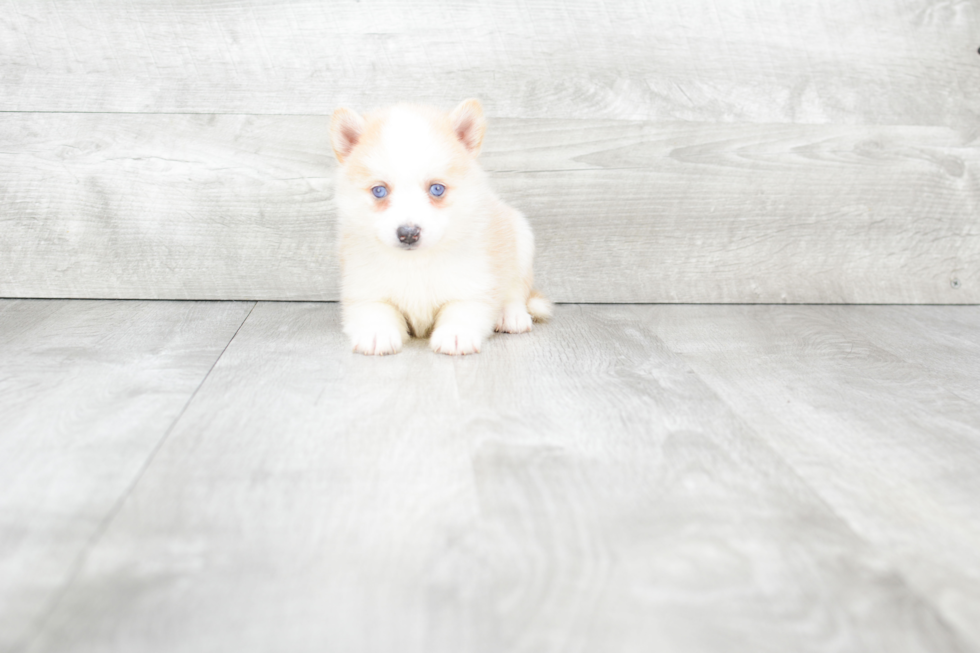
[1,0,977,127]
[0,113,337,300]
[1,113,976,303]
[2,0,977,302]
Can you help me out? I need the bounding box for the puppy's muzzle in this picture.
[397,224,421,246]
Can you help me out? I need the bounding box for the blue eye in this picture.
[372,186,387,199]
[429,183,445,197]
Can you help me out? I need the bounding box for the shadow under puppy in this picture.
[330,99,551,356]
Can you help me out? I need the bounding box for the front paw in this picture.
[349,325,404,356]
[430,326,482,355]
[495,304,533,334]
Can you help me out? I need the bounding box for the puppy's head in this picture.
[330,99,487,251]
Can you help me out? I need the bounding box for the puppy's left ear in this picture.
[450,99,486,155]
[330,107,365,163]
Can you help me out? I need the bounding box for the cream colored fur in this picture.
[330,99,551,356]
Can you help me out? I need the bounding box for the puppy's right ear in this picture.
[450,99,486,155]
[330,108,365,163]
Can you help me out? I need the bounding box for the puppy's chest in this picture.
[375,252,490,332]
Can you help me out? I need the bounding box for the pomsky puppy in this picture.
[329,99,551,356]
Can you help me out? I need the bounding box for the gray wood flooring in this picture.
[0,299,254,653]
[3,300,979,653]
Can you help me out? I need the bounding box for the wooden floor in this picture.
[2,299,978,653]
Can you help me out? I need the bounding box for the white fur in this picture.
[495,301,533,334]
[358,110,456,251]
[331,101,550,356]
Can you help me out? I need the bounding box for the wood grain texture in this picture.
[22,303,979,653]
[0,113,336,301]
[654,304,980,647]
[1,114,977,303]
[1,0,978,128]
[0,299,253,653]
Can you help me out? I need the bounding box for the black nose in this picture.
[397,224,421,245]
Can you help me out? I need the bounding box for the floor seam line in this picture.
[16,300,257,653]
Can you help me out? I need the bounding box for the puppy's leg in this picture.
[495,294,533,334]
[494,208,537,334]
[430,300,497,355]
[343,301,409,356]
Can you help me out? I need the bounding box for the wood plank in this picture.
[0,299,253,653]
[1,114,977,303]
[654,304,980,647]
[0,113,337,301]
[1,0,977,128]
[24,303,975,652]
